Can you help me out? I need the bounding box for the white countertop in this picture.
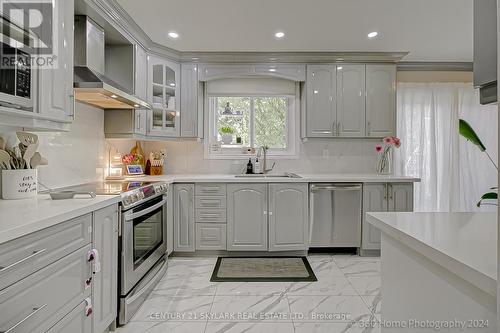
[0,194,120,245]
[127,173,421,184]
[367,212,497,296]
[0,173,419,245]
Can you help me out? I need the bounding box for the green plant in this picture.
[459,119,498,207]
[219,126,235,135]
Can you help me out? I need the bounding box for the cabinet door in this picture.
[173,184,195,252]
[135,44,148,101]
[92,204,119,333]
[306,65,336,137]
[366,64,396,137]
[388,183,414,212]
[38,0,74,122]
[180,64,199,137]
[134,109,147,135]
[195,223,227,250]
[227,184,268,251]
[46,301,91,333]
[268,184,308,251]
[362,184,387,250]
[336,64,366,137]
[148,56,180,137]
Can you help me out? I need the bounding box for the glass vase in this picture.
[376,149,393,175]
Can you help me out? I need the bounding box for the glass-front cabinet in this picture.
[148,56,180,137]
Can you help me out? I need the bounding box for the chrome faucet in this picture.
[257,146,276,174]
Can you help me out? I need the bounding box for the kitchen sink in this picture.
[234,172,302,179]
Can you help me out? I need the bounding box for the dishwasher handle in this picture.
[310,184,362,192]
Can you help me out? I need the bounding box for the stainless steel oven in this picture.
[118,182,169,325]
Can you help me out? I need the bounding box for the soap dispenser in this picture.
[246,158,253,174]
[253,158,261,174]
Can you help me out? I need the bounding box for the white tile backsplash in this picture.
[0,102,108,189]
[108,138,380,175]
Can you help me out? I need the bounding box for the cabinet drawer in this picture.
[196,223,227,250]
[195,183,226,196]
[195,196,226,209]
[0,214,92,291]
[46,301,91,333]
[196,209,226,223]
[0,245,92,333]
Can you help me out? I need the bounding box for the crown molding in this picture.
[397,62,473,71]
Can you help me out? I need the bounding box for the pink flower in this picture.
[383,137,394,145]
[393,137,401,148]
[375,144,383,153]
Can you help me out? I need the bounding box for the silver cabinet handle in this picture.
[1,304,47,333]
[367,121,371,135]
[69,94,76,120]
[136,114,141,131]
[0,248,47,273]
[388,184,393,200]
[332,121,336,136]
[383,183,388,201]
[337,122,341,135]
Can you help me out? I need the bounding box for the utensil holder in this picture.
[150,166,163,175]
[1,169,37,199]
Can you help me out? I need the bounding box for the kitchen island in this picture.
[367,212,497,332]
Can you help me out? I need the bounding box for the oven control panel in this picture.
[121,182,169,208]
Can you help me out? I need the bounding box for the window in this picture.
[205,78,298,159]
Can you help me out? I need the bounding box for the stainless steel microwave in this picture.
[0,17,35,110]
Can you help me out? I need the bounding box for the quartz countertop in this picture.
[367,212,497,296]
[125,173,421,184]
[0,194,121,245]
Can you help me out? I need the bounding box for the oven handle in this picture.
[124,196,167,221]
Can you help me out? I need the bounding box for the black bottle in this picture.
[246,158,253,174]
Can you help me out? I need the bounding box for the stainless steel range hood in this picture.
[73,16,151,110]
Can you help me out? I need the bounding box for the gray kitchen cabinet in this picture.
[268,184,309,251]
[174,184,195,252]
[46,301,91,333]
[195,223,227,250]
[92,204,119,333]
[135,44,148,101]
[227,184,268,251]
[366,64,396,138]
[336,64,366,137]
[37,0,75,126]
[362,183,413,251]
[306,65,336,137]
[104,109,147,138]
[148,56,181,137]
[180,64,200,137]
[0,245,92,333]
[167,184,174,255]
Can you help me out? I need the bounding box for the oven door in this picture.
[121,194,167,295]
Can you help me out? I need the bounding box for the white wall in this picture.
[107,138,380,175]
[0,102,108,189]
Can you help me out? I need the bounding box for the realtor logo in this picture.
[1,0,58,68]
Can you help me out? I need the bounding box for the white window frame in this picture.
[204,84,300,160]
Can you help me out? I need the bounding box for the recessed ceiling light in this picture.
[337,66,343,70]
[269,68,276,72]
[110,94,117,99]
[168,31,179,39]
[134,104,139,108]
[367,31,378,39]
[274,31,285,38]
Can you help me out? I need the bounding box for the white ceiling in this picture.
[117,0,473,62]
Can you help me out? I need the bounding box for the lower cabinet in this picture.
[46,301,92,333]
[227,184,268,251]
[92,204,119,333]
[167,184,174,255]
[173,184,195,252]
[268,184,309,251]
[362,183,413,251]
[196,223,227,250]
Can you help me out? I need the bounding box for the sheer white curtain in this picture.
[395,82,498,212]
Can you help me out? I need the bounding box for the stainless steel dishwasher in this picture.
[309,183,362,248]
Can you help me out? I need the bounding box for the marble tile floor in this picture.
[116,254,381,333]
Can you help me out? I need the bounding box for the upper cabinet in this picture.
[305,63,396,139]
[306,65,336,137]
[336,65,366,137]
[148,56,180,137]
[366,64,396,138]
[180,64,199,138]
[198,64,306,82]
[134,44,148,101]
